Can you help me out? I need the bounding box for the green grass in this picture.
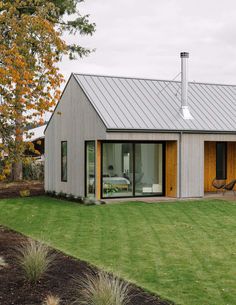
[0,196,235,305]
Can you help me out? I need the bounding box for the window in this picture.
[61,141,67,182]
[216,142,227,180]
[85,141,96,198]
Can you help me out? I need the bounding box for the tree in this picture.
[0,0,95,180]
[0,113,13,180]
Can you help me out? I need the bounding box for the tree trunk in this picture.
[12,112,23,181]
[12,160,23,181]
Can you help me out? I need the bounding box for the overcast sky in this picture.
[59,0,236,87]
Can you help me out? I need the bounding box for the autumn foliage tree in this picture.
[0,0,95,180]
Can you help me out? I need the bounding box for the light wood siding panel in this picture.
[45,76,106,196]
[204,141,236,192]
[204,142,216,192]
[227,142,236,183]
[165,141,177,197]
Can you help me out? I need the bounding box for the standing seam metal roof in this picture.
[74,73,236,132]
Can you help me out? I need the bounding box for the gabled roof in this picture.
[74,73,236,133]
[1,125,46,144]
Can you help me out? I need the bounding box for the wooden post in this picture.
[204,141,216,192]
[96,140,101,200]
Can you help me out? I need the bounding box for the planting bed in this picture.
[0,226,173,305]
[0,181,44,199]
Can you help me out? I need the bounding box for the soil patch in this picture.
[0,181,44,199]
[0,226,173,305]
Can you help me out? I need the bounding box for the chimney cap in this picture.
[180,52,189,58]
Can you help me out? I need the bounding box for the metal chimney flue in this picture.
[180,52,193,120]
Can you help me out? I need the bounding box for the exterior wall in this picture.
[105,132,179,141]
[45,76,106,197]
[180,133,236,198]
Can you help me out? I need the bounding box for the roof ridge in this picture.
[73,72,236,87]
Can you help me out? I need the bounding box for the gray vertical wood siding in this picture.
[45,76,106,197]
[180,134,204,197]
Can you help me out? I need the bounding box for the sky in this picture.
[59,0,236,88]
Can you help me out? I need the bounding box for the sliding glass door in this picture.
[135,143,163,196]
[101,142,164,198]
[85,141,95,198]
[102,143,133,197]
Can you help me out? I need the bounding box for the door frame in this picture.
[84,141,96,198]
[100,140,166,199]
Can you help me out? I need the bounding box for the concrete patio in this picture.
[204,192,236,201]
[104,192,236,204]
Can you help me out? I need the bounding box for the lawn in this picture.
[0,196,235,305]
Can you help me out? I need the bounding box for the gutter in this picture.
[106,128,236,135]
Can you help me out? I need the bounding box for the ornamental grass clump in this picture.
[16,239,56,283]
[43,294,60,305]
[0,256,8,268]
[75,271,131,305]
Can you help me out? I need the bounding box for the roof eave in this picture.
[106,128,236,134]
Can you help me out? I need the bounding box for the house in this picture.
[0,125,45,160]
[44,52,236,200]
[24,125,46,161]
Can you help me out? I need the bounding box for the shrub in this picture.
[19,189,31,197]
[56,191,67,199]
[66,193,75,201]
[23,160,44,181]
[43,294,60,305]
[46,190,56,197]
[82,197,96,206]
[75,271,130,305]
[16,239,56,283]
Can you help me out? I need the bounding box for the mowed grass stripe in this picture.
[0,197,236,305]
[120,205,160,285]
[184,201,236,305]
[153,203,213,305]
[161,203,227,305]
[179,202,236,305]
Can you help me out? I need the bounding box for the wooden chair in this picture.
[212,178,226,193]
[222,179,236,196]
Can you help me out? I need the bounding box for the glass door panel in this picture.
[102,143,133,197]
[135,143,163,196]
